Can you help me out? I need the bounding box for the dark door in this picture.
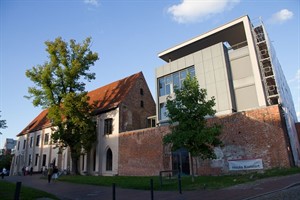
[172,148,190,175]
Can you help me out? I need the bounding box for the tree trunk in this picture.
[70,148,79,175]
[191,155,195,182]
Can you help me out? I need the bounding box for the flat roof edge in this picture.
[158,15,250,59]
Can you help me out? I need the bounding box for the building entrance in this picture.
[172,148,190,175]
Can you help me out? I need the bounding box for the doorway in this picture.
[172,148,190,175]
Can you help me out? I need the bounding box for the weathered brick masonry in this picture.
[198,105,292,175]
[119,105,292,176]
[118,126,170,176]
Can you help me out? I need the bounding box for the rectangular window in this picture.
[36,135,40,146]
[104,118,113,135]
[82,154,85,171]
[30,137,33,148]
[180,70,187,88]
[159,103,167,120]
[147,118,156,128]
[44,134,49,145]
[23,140,26,149]
[159,78,165,96]
[188,67,195,77]
[165,75,172,95]
[17,141,20,150]
[42,154,46,166]
[35,154,39,166]
[158,66,195,97]
[173,72,180,90]
[28,154,32,166]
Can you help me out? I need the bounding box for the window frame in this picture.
[36,135,40,146]
[104,118,113,135]
[44,133,49,145]
[158,66,195,97]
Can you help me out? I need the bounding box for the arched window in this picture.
[106,148,113,171]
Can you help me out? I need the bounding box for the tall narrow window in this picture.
[35,154,39,166]
[140,100,144,108]
[44,134,49,145]
[36,135,40,146]
[42,154,46,166]
[30,137,33,148]
[173,72,180,90]
[158,78,165,96]
[140,88,144,95]
[28,154,32,166]
[106,148,113,171]
[165,75,172,95]
[93,150,96,171]
[23,140,26,149]
[82,154,85,171]
[104,118,113,135]
[17,141,20,150]
[159,103,167,120]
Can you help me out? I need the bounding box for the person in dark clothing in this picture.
[22,166,25,176]
[47,166,53,183]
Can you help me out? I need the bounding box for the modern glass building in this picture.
[155,15,299,165]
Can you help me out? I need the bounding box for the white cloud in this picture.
[84,0,99,7]
[288,69,300,83]
[268,9,293,24]
[167,0,240,24]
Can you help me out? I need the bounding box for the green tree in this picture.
[163,75,222,182]
[0,111,8,135]
[25,37,99,174]
[0,154,13,170]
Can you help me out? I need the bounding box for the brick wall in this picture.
[197,105,292,175]
[119,73,156,132]
[118,126,170,176]
[119,105,292,176]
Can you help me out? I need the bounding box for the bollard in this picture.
[14,182,22,200]
[112,183,116,200]
[150,179,154,200]
[178,173,182,194]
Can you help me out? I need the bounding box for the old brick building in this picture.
[11,72,156,176]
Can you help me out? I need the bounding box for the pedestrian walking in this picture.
[30,166,33,176]
[52,166,58,181]
[22,166,25,176]
[47,165,53,183]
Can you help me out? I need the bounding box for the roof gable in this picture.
[88,71,143,113]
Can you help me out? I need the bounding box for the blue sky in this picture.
[0,0,299,147]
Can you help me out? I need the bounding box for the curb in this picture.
[242,182,300,200]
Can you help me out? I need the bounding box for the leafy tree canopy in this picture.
[0,111,7,135]
[25,37,99,173]
[163,75,222,160]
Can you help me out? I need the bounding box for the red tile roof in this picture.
[17,71,144,137]
[17,109,50,137]
[88,71,143,113]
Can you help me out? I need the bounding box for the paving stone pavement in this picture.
[2,173,300,200]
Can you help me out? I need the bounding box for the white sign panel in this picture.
[228,159,263,171]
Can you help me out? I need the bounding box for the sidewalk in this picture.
[2,173,300,200]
